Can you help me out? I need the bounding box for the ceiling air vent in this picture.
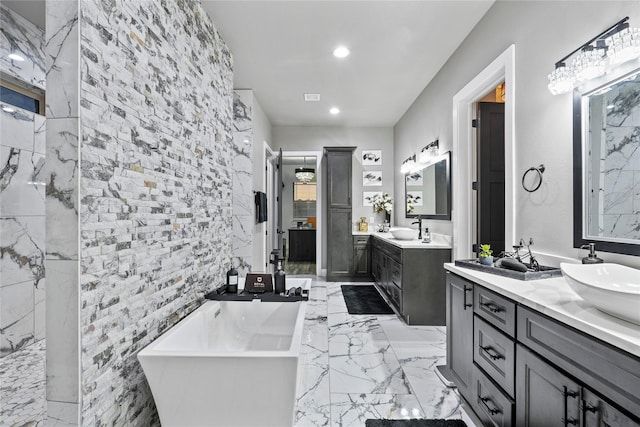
[304,93,321,102]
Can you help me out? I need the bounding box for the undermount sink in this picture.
[390,228,418,240]
[560,263,640,325]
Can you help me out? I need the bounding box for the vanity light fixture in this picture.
[417,139,439,164]
[295,157,315,183]
[400,154,417,174]
[548,17,640,95]
[8,53,24,61]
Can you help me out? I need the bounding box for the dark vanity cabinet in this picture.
[372,237,450,325]
[446,272,474,400]
[352,235,371,276]
[446,271,640,427]
[326,147,354,280]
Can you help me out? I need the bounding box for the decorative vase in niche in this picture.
[479,256,494,266]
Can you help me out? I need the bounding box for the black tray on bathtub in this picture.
[454,259,562,281]
[204,288,309,302]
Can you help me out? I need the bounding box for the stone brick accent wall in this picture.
[77,0,234,424]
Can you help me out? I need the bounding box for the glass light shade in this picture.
[548,64,575,95]
[417,146,438,164]
[295,167,315,183]
[400,157,416,174]
[606,27,640,65]
[573,47,606,81]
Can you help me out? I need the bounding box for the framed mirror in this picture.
[573,62,640,256]
[405,151,451,220]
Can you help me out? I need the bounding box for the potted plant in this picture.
[479,244,494,266]
[373,193,393,225]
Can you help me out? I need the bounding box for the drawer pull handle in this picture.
[562,418,578,426]
[583,404,598,413]
[481,302,504,313]
[463,286,473,309]
[479,396,501,416]
[480,345,503,361]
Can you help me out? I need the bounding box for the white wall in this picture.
[394,1,640,268]
[272,126,394,269]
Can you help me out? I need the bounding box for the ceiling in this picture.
[4,0,495,128]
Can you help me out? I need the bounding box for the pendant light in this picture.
[295,157,315,182]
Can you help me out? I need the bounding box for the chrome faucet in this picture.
[411,216,423,240]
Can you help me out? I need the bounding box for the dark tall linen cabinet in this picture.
[325,147,355,280]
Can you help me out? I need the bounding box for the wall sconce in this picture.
[548,17,640,95]
[400,154,417,174]
[417,139,439,163]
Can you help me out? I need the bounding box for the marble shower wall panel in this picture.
[232,90,254,274]
[45,0,80,419]
[602,81,640,239]
[0,103,45,357]
[45,0,78,119]
[78,0,234,424]
[0,4,46,89]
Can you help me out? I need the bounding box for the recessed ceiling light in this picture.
[333,46,350,58]
[304,93,321,102]
[329,107,340,115]
[8,53,24,61]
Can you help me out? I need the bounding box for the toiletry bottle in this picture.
[274,258,286,294]
[581,243,604,264]
[226,266,238,293]
[423,227,431,243]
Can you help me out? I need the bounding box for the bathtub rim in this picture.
[137,299,308,359]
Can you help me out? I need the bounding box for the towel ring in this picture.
[522,165,545,193]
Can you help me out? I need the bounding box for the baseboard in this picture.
[435,365,456,388]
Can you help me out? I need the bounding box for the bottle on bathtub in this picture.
[274,257,286,294]
[226,266,238,293]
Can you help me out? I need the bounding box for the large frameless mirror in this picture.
[573,62,640,255]
[405,151,451,220]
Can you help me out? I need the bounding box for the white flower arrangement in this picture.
[373,193,393,214]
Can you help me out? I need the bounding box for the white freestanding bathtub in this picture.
[138,278,311,427]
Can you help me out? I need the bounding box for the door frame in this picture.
[282,150,323,276]
[452,44,515,260]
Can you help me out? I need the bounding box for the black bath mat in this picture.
[341,285,394,315]
[365,419,467,427]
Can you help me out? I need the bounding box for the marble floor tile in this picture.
[293,277,477,427]
[330,393,425,426]
[0,339,46,426]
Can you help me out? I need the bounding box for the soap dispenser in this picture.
[274,257,286,294]
[581,243,604,264]
[226,265,238,293]
[423,227,431,243]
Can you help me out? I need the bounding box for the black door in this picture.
[477,102,505,256]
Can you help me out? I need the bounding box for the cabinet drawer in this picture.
[471,363,514,427]
[583,387,640,427]
[387,283,402,313]
[518,306,640,419]
[386,243,402,263]
[353,236,370,246]
[388,258,402,288]
[474,315,515,398]
[474,285,516,337]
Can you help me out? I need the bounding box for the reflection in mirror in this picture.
[574,64,640,255]
[405,151,451,220]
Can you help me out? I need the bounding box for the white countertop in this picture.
[445,263,640,358]
[353,230,452,249]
